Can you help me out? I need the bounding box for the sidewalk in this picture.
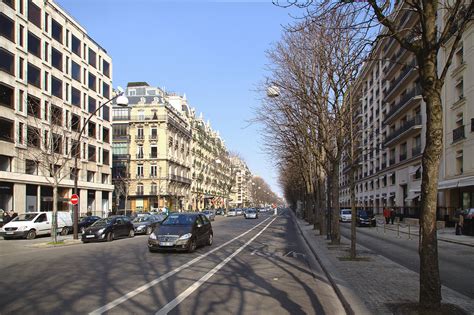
[373,216,474,247]
[292,214,474,315]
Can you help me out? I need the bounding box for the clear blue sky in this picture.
[57,0,297,196]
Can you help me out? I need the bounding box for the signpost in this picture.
[70,194,79,205]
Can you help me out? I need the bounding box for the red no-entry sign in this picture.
[70,194,79,205]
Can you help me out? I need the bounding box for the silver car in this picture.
[244,209,258,219]
[202,210,215,221]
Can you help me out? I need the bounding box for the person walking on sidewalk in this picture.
[383,207,390,224]
[390,208,396,224]
[456,210,464,235]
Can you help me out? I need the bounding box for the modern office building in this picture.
[112,82,192,212]
[0,0,114,216]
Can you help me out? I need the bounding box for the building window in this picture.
[88,72,96,91]
[27,126,40,148]
[455,44,464,67]
[137,145,143,159]
[103,149,109,165]
[51,105,62,126]
[51,76,62,99]
[102,82,110,99]
[71,87,81,107]
[455,79,464,101]
[71,114,80,132]
[88,144,96,162]
[0,118,14,143]
[151,128,158,139]
[44,71,49,92]
[71,34,81,57]
[18,56,24,79]
[137,127,144,139]
[51,47,62,71]
[2,0,14,9]
[103,60,110,78]
[27,94,40,118]
[52,133,62,154]
[150,165,157,177]
[18,89,24,112]
[0,48,14,75]
[71,61,81,82]
[103,127,109,143]
[87,171,95,182]
[88,121,96,138]
[456,150,463,175]
[27,62,41,88]
[137,164,144,177]
[88,96,96,113]
[0,13,14,42]
[103,105,110,121]
[27,32,41,58]
[28,0,41,28]
[44,12,48,33]
[0,83,14,109]
[51,18,62,43]
[19,25,24,46]
[136,183,143,195]
[88,48,96,68]
[150,146,158,158]
[25,159,37,175]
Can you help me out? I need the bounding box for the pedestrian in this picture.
[456,211,464,235]
[383,207,390,224]
[390,208,396,224]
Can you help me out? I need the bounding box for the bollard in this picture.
[397,223,401,238]
[408,224,412,240]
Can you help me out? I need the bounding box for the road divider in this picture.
[156,216,278,315]
[89,216,274,315]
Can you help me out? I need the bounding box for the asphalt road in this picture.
[340,223,474,299]
[0,211,344,314]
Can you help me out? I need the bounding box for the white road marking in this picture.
[155,217,278,315]
[89,216,273,315]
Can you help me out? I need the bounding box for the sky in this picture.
[56,0,299,197]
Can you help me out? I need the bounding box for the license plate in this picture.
[6,232,14,235]
[160,242,173,246]
[86,235,95,238]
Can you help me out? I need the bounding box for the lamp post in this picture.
[72,88,129,239]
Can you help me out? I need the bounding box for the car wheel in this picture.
[26,229,36,240]
[106,232,114,242]
[146,226,153,235]
[188,238,197,252]
[60,227,69,236]
[129,229,135,238]
[207,233,213,246]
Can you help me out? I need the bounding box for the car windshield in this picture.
[91,218,112,227]
[358,211,369,217]
[133,216,151,223]
[342,210,351,215]
[161,214,195,226]
[247,210,256,213]
[13,213,38,221]
[203,210,211,214]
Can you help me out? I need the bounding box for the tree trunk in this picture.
[350,162,357,259]
[51,184,58,243]
[330,163,340,244]
[318,175,326,235]
[418,53,443,309]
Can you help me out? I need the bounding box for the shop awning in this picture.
[409,165,421,176]
[405,191,420,201]
[458,176,474,188]
[438,178,460,190]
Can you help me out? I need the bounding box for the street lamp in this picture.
[72,87,129,239]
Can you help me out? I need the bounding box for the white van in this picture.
[0,211,73,239]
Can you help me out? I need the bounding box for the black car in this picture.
[78,216,101,233]
[82,215,134,242]
[148,212,213,252]
[356,210,376,227]
[133,214,166,235]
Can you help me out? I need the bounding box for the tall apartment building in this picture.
[230,156,252,208]
[340,5,474,221]
[0,0,114,215]
[190,113,232,210]
[112,83,192,212]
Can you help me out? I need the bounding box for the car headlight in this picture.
[178,233,192,240]
[149,233,157,240]
[98,228,105,234]
[137,225,145,230]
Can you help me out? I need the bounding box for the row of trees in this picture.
[260,0,473,311]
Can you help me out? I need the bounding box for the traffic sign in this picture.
[70,194,79,205]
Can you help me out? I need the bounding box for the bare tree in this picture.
[274,0,474,309]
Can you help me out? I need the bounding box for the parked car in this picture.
[339,209,352,222]
[148,212,213,252]
[462,208,474,220]
[215,209,224,216]
[356,210,376,227]
[244,208,258,219]
[236,209,243,216]
[227,209,237,217]
[132,214,165,235]
[82,215,134,242]
[0,211,72,240]
[78,216,101,234]
[202,210,216,221]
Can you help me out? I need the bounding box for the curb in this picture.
[28,239,82,248]
[290,211,370,315]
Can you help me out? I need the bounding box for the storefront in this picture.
[0,182,13,212]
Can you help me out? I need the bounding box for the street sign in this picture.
[70,194,79,205]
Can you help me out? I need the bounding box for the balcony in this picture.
[384,49,408,80]
[135,135,144,141]
[452,125,465,143]
[170,174,192,185]
[113,154,131,160]
[149,153,158,159]
[136,154,144,159]
[384,60,417,102]
[384,86,422,124]
[112,134,130,141]
[384,115,422,147]
[136,190,144,196]
[150,134,158,140]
